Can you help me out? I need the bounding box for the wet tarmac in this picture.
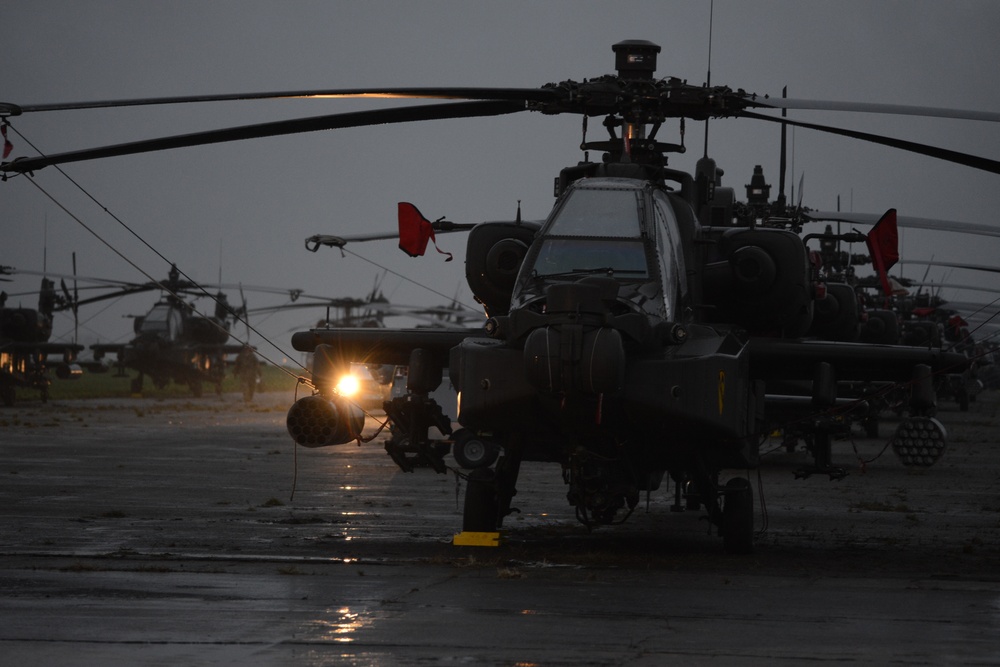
[2,391,999,665]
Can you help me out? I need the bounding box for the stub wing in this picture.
[291,327,480,367]
[2,341,84,355]
[748,338,969,384]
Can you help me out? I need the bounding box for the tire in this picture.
[722,477,754,555]
[463,468,499,532]
[452,428,499,469]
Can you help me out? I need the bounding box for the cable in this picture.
[24,175,306,382]
[8,123,309,385]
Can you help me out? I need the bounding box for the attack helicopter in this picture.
[83,265,258,397]
[0,270,83,405]
[795,217,999,413]
[2,39,994,553]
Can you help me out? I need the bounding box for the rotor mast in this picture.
[612,39,660,151]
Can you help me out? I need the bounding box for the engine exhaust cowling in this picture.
[286,394,365,447]
[465,221,539,318]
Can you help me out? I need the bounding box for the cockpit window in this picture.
[510,180,662,314]
[532,238,648,278]
[529,186,648,278]
[141,305,171,334]
[546,187,643,237]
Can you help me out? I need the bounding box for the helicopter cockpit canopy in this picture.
[512,178,685,320]
[139,302,182,341]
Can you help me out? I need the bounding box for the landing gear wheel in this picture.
[452,428,499,469]
[722,477,754,555]
[463,468,499,532]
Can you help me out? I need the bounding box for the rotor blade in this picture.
[0,87,554,116]
[16,269,201,297]
[746,97,1000,123]
[1,100,525,173]
[211,283,305,300]
[247,300,397,316]
[901,260,1000,275]
[741,110,1000,175]
[305,231,405,251]
[69,284,161,308]
[4,283,146,300]
[13,268,305,300]
[15,269,164,289]
[23,276,203,309]
[906,282,1000,296]
[250,293,394,309]
[12,268,152,288]
[937,300,1000,315]
[304,224,477,251]
[805,211,1000,239]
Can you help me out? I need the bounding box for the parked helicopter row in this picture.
[1,260,480,405]
[0,264,262,403]
[3,40,997,553]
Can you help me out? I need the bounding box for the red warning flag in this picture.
[866,208,899,297]
[397,202,453,261]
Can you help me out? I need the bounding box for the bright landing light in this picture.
[335,374,361,398]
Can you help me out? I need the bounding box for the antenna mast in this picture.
[703,0,714,157]
[777,86,787,208]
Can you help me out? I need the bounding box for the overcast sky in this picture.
[3,0,999,361]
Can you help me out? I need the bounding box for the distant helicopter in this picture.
[2,40,994,553]
[249,269,483,333]
[897,290,992,411]
[797,221,998,414]
[0,270,83,405]
[85,265,256,397]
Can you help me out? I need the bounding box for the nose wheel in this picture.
[451,428,500,469]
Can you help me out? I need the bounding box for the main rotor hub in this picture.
[612,40,661,81]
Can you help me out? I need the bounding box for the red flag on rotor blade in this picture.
[397,202,453,261]
[866,208,899,297]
